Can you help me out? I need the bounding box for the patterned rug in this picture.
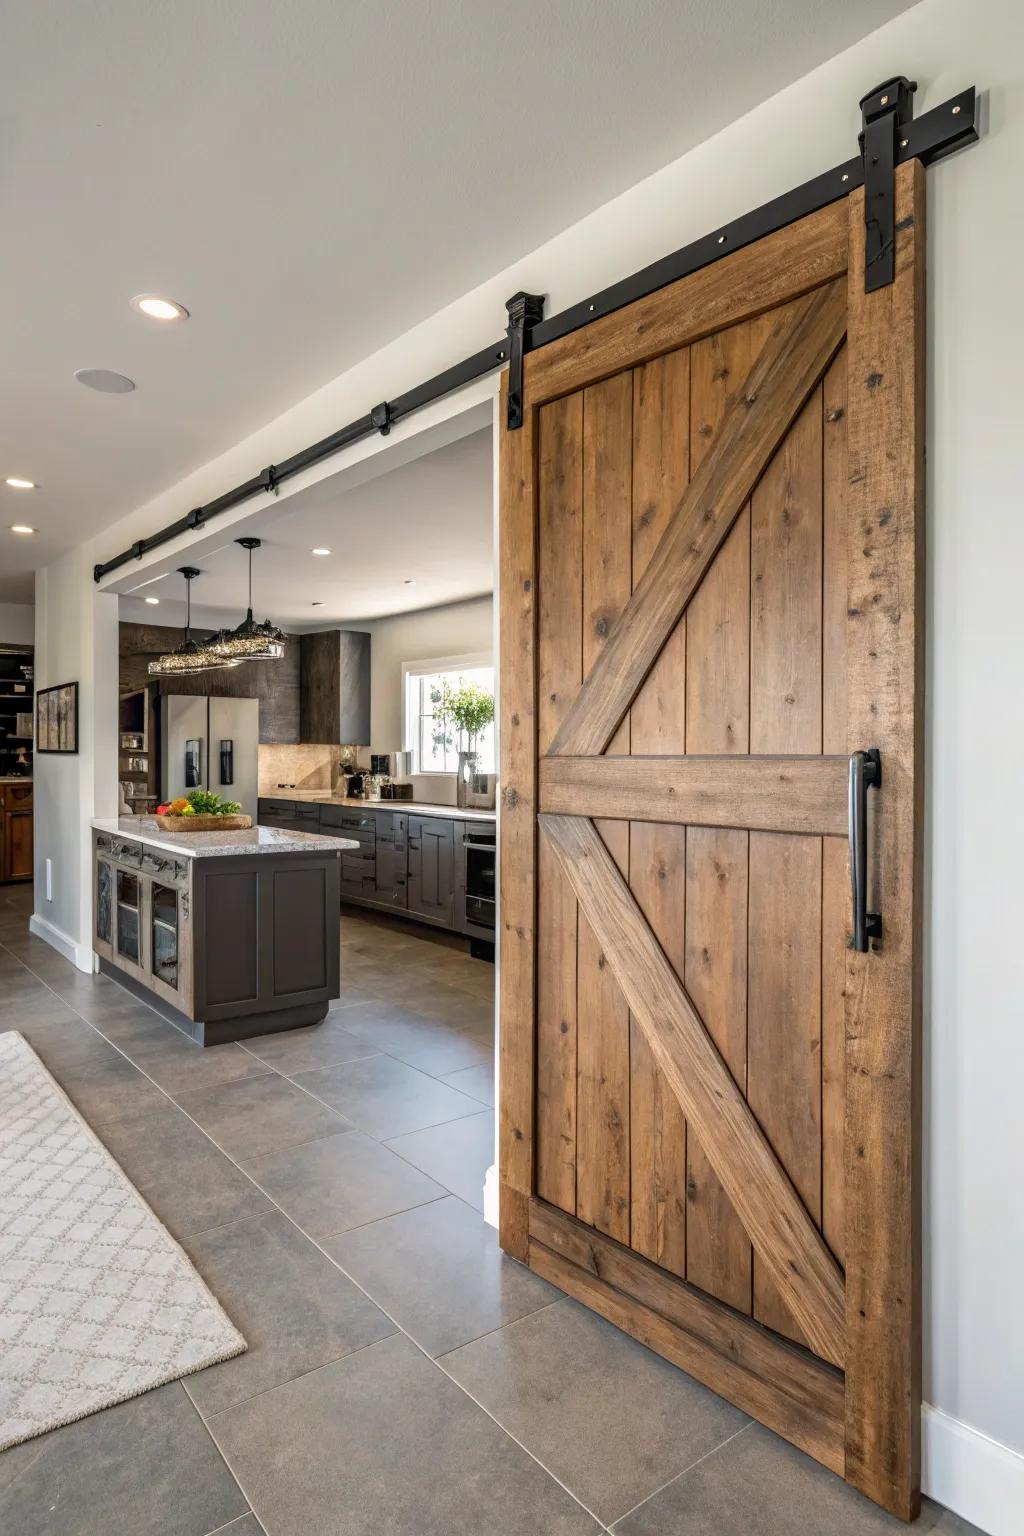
[0,1031,245,1450]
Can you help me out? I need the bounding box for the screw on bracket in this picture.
[504,291,545,431]
[370,401,392,436]
[859,76,916,292]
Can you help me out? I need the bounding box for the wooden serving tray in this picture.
[155,814,253,832]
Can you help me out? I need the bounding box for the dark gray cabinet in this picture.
[300,630,371,745]
[374,813,408,909]
[321,805,377,902]
[259,798,491,938]
[407,815,455,928]
[257,799,320,834]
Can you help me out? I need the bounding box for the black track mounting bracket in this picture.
[505,291,545,430]
[370,401,392,436]
[859,76,917,292]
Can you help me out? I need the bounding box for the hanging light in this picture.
[148,567,239,677]
[209,537,285,661]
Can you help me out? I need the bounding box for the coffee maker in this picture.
[380,751,413,801]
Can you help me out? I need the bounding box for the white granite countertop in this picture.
[92,817,357,859]
[260,791,497,823]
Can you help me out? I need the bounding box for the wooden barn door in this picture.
[499,162,923,1521]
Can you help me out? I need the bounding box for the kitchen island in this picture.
[91,817,356,1045]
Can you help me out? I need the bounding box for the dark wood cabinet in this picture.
[0,782,33,882]
[299,630,370,745]
[407,815,455,928]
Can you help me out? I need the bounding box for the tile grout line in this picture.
[606,1419,755,1530]
[2,936,608,1532]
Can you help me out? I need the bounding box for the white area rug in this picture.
[0,1031,245,1450]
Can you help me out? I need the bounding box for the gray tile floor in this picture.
[0,888,980,1535]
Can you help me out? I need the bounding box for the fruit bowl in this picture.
[155,813,252,832]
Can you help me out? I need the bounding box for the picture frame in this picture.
[36,681,79,754]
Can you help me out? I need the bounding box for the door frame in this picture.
[497,163,924,1520]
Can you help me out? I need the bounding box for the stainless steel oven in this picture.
[457,821,495,943]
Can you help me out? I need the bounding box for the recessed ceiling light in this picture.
[311,601,325,607]
[131,294,189,322]
[5,477,35,491]
[311,547,331,557]
[75,368,135,394]
[10,525,35,536]
[145,596,160,605]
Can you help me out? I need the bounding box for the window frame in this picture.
[402,651,495,777]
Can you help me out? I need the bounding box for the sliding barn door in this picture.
[499,163,923,1521]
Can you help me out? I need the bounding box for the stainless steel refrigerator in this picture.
[160,695,259,816]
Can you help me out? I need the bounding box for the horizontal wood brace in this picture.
[539,755,848,835]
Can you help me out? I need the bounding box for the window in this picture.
[404,655,495,776]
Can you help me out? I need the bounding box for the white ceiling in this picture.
[1,0,912,602]
[118,427,494,628]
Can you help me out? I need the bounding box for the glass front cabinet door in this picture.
[94,856,113,961]
[145,875,192,1014]
[114,868,146,981]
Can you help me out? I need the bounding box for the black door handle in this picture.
[849,748,882,952]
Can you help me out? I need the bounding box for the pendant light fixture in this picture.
[148,567,238,677]
[210,537,285,661]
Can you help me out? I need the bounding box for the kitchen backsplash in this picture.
[258,742,368,792]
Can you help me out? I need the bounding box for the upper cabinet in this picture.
[300,630,371,745]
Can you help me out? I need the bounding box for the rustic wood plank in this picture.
[529,1200,845,1475]
[748,832,823,1347]
[631,349,690,750]
[843,160,924,1521]
[549,282,847,758]
[628,818,688,1278]
[540,812,846,1367]
[525,199,847,405]
[750,389,824,753]
[497,373,538,1262]
[822,347,849,756]
[538,394,584,758]
[536,395,584,1213]
[685,318,755,756]
[747,365,826,1347]
[681,318,766,1314]
[628,347,690,1277]
[576,374,633,1243]
[821,835,848,1265]
[821,343,849,1267]
[539,754,847,835]
[684,826,750,1311]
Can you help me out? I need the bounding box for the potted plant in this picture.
[431,678,495,809]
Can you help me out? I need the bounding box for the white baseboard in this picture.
[923,1403,1024,1536]
[29,913,95,974]
[482,1163,499,1229]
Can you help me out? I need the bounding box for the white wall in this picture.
[0,602,35,647]
[32,545,117,969]
[34,0,1024,1525]
[346,594,493,804]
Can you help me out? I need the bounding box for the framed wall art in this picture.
[36,681,79,754]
